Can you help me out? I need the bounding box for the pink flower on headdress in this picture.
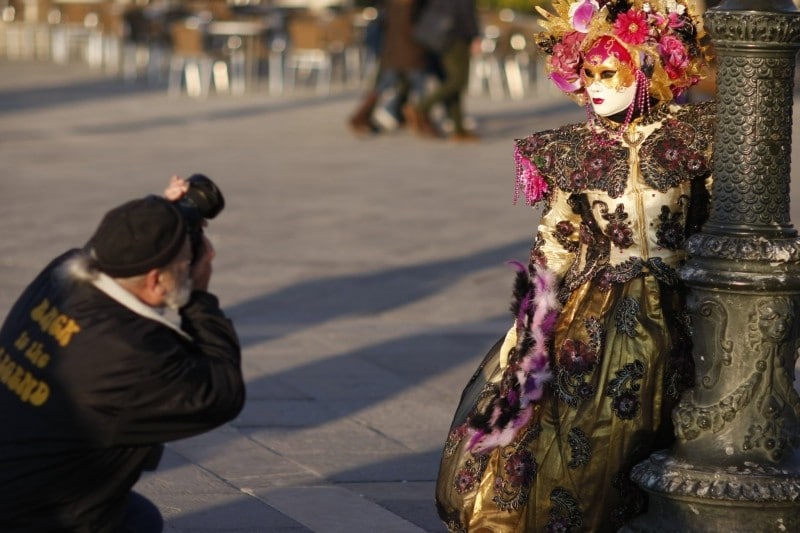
[568,0,598,33]
[549,31,585,93]
[613,10,649,45]
[659,34,689,79]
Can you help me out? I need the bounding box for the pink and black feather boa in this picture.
[465,261,560,453]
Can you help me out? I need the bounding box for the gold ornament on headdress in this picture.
[535,0,712,106]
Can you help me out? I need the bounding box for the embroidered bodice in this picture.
[515,102,715,293]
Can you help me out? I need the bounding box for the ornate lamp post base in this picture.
[624,1,800,531]
[626,451,800,532]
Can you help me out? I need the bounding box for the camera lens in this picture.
[183,174,225,220]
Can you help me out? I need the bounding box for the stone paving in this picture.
[1,59,799,533]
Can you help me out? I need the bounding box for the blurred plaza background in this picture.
[0,0,554,101]
[4,0,794,101]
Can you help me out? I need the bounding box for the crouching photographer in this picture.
[0,175,244,533]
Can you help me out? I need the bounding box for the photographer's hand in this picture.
[164,175,189,201]
[191,235,215,291]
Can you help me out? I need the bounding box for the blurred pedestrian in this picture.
[404,0,480,141]
[348,0,429,135]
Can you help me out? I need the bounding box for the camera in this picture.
[172,174,225,263]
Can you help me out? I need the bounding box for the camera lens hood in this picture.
[184,174,225,219]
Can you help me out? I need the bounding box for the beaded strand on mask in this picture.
[633,69,652,120]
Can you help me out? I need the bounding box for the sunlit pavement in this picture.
[1,59,799,533]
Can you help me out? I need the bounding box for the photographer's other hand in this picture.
[164,175,189,201]
[191,235,215,291]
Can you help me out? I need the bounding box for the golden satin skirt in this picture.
[436,275,688,532]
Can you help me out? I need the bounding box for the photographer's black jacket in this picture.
[0,250,245,532]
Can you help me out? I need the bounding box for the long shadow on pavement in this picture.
[0,75,166,113]
[226,238,530,348]
[156,321,502,532]
[0,68,359,118]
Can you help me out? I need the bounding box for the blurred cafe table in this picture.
[206,18,268,94]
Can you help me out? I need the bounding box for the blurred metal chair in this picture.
[120,6,168,85]
[263,13,288,95]
[350,5,379,88]
[205,19,263,95]
[491,24,536,101]
[284,10,360,94]
[167,18,243,98]
[284,12,332,94]
[324,11,360,87]
[469,22,506,100]
[48,1,104,67]
[95,1,128,74]
[470,9,547,100]
[1,0,52,61]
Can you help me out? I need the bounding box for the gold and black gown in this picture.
[435,102,715,532]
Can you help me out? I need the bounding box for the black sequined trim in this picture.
[567,427,591,469]
[546,487,584,532]
[596,257,681,289]
[606,360,645,420]
[615,296,640,338]
[655,198,689,250]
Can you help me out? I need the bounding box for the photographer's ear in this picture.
[117,268,168,307]
[137,269,168,306]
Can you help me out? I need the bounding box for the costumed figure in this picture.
[435,1,714,531]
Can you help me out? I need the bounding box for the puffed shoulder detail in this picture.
[513,102,715,200]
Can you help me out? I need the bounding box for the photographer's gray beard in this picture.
[165,277,192,311]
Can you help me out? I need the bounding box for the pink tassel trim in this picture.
[513,145,549,206]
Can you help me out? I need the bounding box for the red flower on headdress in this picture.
[613,10,649,45]
[659,34,689,80]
